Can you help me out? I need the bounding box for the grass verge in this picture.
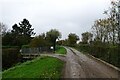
[56,46,67,55]
[2,56,64,79]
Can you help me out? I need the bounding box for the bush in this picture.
[76,44,91,54]
[21,45,30,48]
[105,46,119,68]
[2,48,22,70]
[90,45,108,58]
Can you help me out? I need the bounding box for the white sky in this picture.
[1,0,113,39]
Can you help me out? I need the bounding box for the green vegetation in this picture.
[67,33,79,47]
[2,47,22,70]
[2,56,64,79]
[56,46,67,55]
[2,19,35,47]
[74,44,89,54]
[56,33,79,47]
[46,29,61,51]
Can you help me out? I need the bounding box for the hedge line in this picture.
[2,48,22,70]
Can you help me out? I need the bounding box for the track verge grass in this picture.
[56,46,67,55]
[2,56,64,79]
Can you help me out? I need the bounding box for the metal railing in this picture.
[21,47,52,54]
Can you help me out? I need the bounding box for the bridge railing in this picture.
[21,47,52,54]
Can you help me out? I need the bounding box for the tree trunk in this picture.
[53,39,56,52]
[112,28,115,45]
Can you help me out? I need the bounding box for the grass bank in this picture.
[56,46,67,55]
[2,56,64,79]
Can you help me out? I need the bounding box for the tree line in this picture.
[1,19,61,52]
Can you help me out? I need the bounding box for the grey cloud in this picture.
[1,0,111,39]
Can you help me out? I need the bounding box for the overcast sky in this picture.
[1,0,113,39]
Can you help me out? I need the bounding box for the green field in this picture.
[56,46,67,55]
[2,56,64,79]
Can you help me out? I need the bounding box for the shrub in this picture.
[2,48,22,70]
[106,46,119,67]
[77,44,91,53]
[21,45,30,48]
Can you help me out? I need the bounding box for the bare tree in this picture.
[92,1,119,45]
[0,22,7,36]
